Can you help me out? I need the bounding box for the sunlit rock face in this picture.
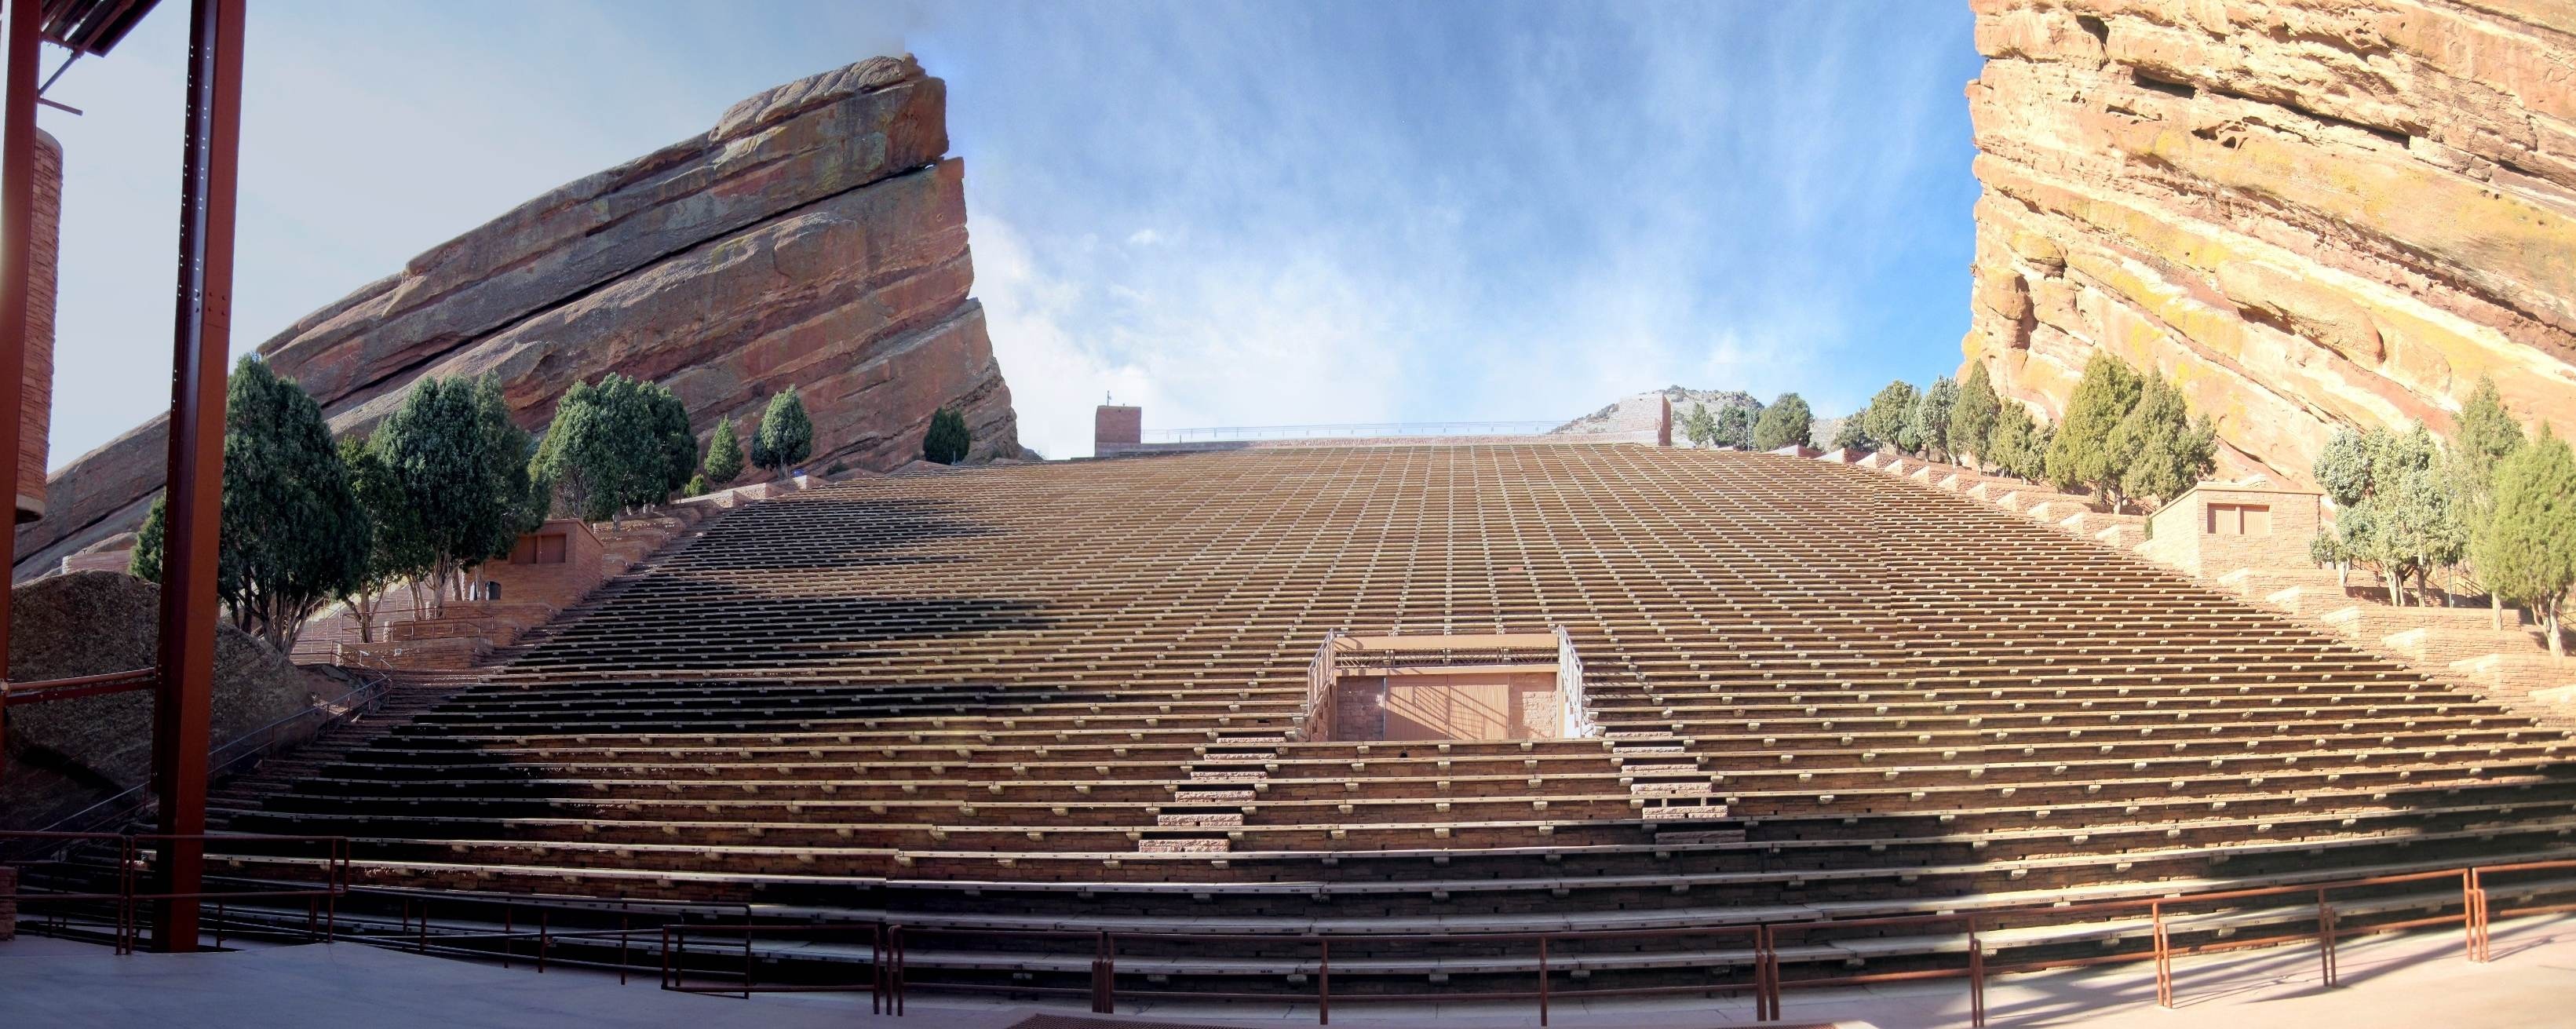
[1961,0,2576,487]
[19,55,1020,580]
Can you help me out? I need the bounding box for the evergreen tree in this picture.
[751,386,815,479]
[372,374,543,608]
[1713,402,1760,449]
[130,356,368,652]
[1861,381,1921,454]
[1984,403,2033,479]
[2043,352,2143,502]
[1908,376,1960,462]
[337,433,430,643]
[702,417,746,483]
[924,406,972,465]
[2473,428,2576,659]
[1752,393,1814,451]
[1952,363,2001,470]
[2106,373,2217,508]
[685,473,709,497]
[1828,417,1871,453]
[531,374,696,520]
[1680,402,1717,448]
[2448,375,2530,627]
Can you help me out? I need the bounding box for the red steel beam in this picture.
[149,0,242,953]
[0,0,43,792]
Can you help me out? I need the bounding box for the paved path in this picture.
[6,914,2571,1028]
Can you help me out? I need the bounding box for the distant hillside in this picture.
[1555,385,1845,448]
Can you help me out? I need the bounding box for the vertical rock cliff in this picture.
[18,54,1020,580]
[1962,0,2576,486]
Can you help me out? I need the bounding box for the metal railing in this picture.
[2,668,395,862]
[1297,629,1337,742]
[0,830,348,953]
[1553,624,1598,738]
[1140,421,1565,443]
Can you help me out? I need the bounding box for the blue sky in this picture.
[35,1,1982,462]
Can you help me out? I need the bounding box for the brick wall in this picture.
[1,865,16,940]
[480,519,605,611]
[2140,485,2322,577]
[1095,406,1142,452]
[18,130,57,523]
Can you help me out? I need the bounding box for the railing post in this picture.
[502,903,512,969]
[2153,901,2171,1009]
[1538,935,1549,1027]
[1318,936,1330,1027]
[538,909,548,974]
[1968,915,1986,1028]
[2317,890,2336,988]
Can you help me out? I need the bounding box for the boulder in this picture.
[19,54,1020,579]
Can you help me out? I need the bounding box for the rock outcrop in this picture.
[1962,0,2576,487]
[16,55,1019,580]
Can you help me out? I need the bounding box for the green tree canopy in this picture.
[1952,363,2000,469]
[2311,423,2463,605]
[1828,417,1871,452]
[702,417,746,484]
[531,373,696,520]
[1713,401,1761,449]
[924,406,972,465]
[2472,427,2576,658]
[1680,402,1717,448]
[1909,376,1960,462]
[336,432,431,643]
[1752,393,1813,451]
[131,356,368,652]
[2043,352,2143,501]
[2446,375,2530,626]
[372,374,545,606]
[2106,373,2217,507]
[1861,381,1920,454]
[751,386,815,478]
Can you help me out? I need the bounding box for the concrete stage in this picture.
[5,914,2572,1028]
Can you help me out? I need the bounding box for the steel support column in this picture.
[150,0,244,953]
[0,0,43,787]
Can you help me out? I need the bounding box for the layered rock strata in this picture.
[1963,0,2576,487]
[17,55,1018,579]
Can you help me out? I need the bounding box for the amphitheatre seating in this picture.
[192,443,2576,997]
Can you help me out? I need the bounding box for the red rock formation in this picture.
[1962,0,2576,487]
[18,56,1019,579]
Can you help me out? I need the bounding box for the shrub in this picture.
[924,406,972,465]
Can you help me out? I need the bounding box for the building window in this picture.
[513,532,569,564]
[2206,502,2271,537]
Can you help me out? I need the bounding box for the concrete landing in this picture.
[5,914,2572,1028]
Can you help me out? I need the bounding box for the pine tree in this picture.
[2043,353,2142,502]
[1909,376,1960,462]
[130,356,369,652]
[1829,417,1871,452]
[702,417,746,484]
[2448,375,2529,627]
[531,374,695,520]
[1952,363,2001,470]
[1752,393,1813,451]
[1713,402,1760,449]
[337,433,429,644]
[751,386,815,479]
[2473,427,2576,659]
[1862,381,1920,454]
[1985,403,2033,479]
[2106,373,2216,508]
[924,406,972,465]
[371,374,542,609]
[1680,403,1717,448]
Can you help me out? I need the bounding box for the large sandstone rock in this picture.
[17,55,1020,579]
[1961,0,2576,487]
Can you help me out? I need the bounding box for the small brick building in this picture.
[477,518,604,611]
[2136,481,2323,578]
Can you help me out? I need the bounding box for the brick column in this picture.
[0,865,16,940]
